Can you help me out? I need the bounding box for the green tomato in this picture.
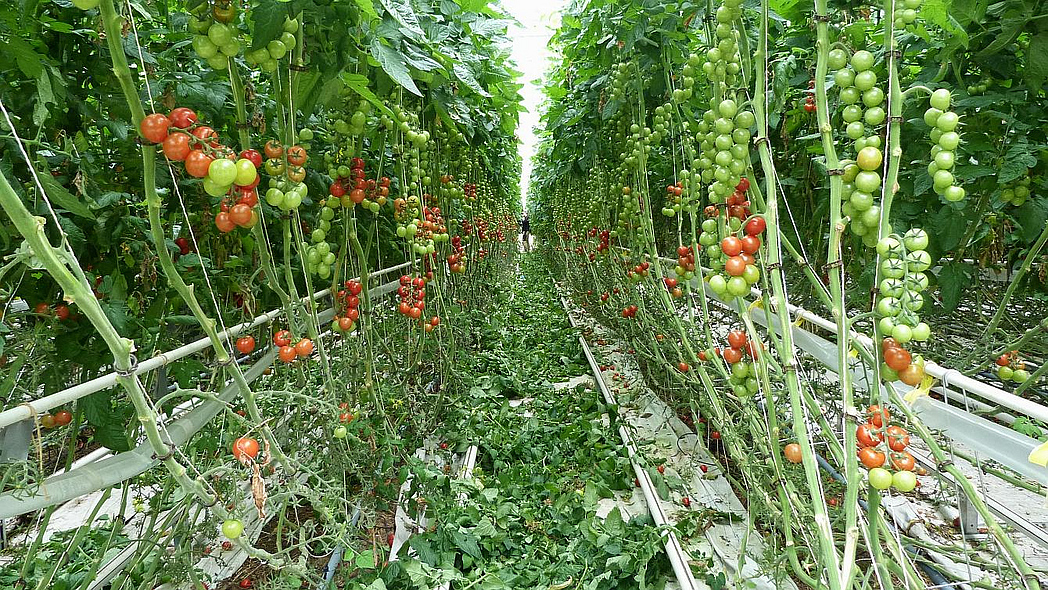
[935,111,959,132]
[892,470,917,492]
[834,68,856,88]
[880,258,906,279]
[735,110,755,128]
[220,40,241,57]
[876,297,901,317]
[907,250,932,272]
[208,158,238,186]
[892,323,913,343]
[732,361,750,379]
[923,107,941,127]
[719,99,738,118]
[933,169,954,190]
[842,105,863,123]
[864,107,886,126]
[862,87,885,107]
[854,170,881,193]
[903,228,929,251]
[851,50,875,72]
[929,88,952,111]
[193,36,219,59]
[207,23,233,46]
[840,87,861,105]
[997,365,1014,381]
[912,322,931,341]
[938,131,961,151]
[868,467,893,490]
[265,188,285,207]
[280,31,297,50]
[283,191,302,209]
[222,519,244,539]
[854,70,878,91]
[878,317,896,335]
[1012,369,1031,383]
[727,276,750,297]
[72,0,101,8]
[234,159,257,187]
[206,54,229,71]
[742,264,760,285]
[846,122,865,140]
[203,177,230,197]
[828,48,849,70]
[876,236,900,257]
[334,425,348,439]
[283,17,300,33]
[268,40,288,60]
[944,185,965,202]
[857,146,883,171]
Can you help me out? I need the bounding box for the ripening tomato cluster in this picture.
[447,236,467,274]
[626,260,651,283]
[273,330,314,363]
[332,279,363,334]
[175,236,195,259]
[664,277,684,299]
[397,275,427,320]
[709,329,762,398]
[38,409,73,429]
[857,405,918,492]
[620,304,639,319]
[142,110,261,228]
[881,337,926,386]
[705,211,766,300]
[724,177,753,221]
[33,302,73,322]
[995,350,1032,384]
[673,244,699,279]
[329,157,388,212]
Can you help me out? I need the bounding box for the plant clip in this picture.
[843,407,864,422]
[115,355,139,377]
[289,63,309,72]
[152,448,174,461]
[813,13,832,22]
[753,136,771,148]
[783,360,798,372]
[824,259,844,270]
[827,168,845,176]
[888,49,903,59]
[200,494,219,508]
[766,262,782,271]
[703,14,716,24]
[236,122,253,130]
[936,458,954,471]
[889,116,904,124]
[218,354,237,367]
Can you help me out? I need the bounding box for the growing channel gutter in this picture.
[0,261,411,431]
[0,269,407,519]
[559,296,703,590]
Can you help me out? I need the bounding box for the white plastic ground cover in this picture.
[0,269,407,519]
[0,261,411,431]
[566,302,797,590]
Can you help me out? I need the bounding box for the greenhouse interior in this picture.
[1,0,1047,588]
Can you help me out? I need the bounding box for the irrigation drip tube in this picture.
[0,261,411,431]
[0,269,407,519]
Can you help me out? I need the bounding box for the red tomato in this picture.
[215,212,236,233]
[273,329,292,347]
[168,107,198,129]
[884,347,911,372]
[856,423,878,447]
[724,256,746,277]
[294,338,314,357]
[859,447,886,468]
[995,354,1010,367]
[140,113,171,143]
[192,126,219,147]
[721,236,743,257]
[185,150,214,178]
[736,178,750,192]
[53,410,73,426]
[286,145,308,166]
[726,330,747,350]
[229,204,252,227]
[54,304,70,321]
[162,132,192,161]
[867,405,890,428]
[784,443,802,463]
[885,425,909,451]
[264,140,283,159]
[891,451,915,472]
[34,302,50,315]
[744,216,766,235]
[741,235,761,254]
[239,149,263,168]
[278,345,297,363]
[235,336,255,355]
[722,347,743,364]
[232,437,260,462]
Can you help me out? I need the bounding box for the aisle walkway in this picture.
[388,255,676,589]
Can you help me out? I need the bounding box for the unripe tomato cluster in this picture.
[189,5,298,74]
[625,260,651,283]
[858,405,918,492]
[995,351,1032,384]
[923,89,965,203]
[331,279,363,334]
[38,409,73,429]
[999,173,1033,206]
[694,101,754,206]
[874,229,932,363]
[327,157,386,213]
[273,330,314,363]
[673,244,699,279]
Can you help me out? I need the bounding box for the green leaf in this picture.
[450,527,482,558]
[249,0,289,52]
[355,0,380,21]
[936,261,974,312]
[1014,200,1048,244]
[340,73,396,119]
[369,38,422,96]
[355,549,377,569]
[453,62,491,97]
[35,159,95,219]
[378,0,426,40]
[1025,32,1048,92]
[922,0,969,47]
[365,580,387,590]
